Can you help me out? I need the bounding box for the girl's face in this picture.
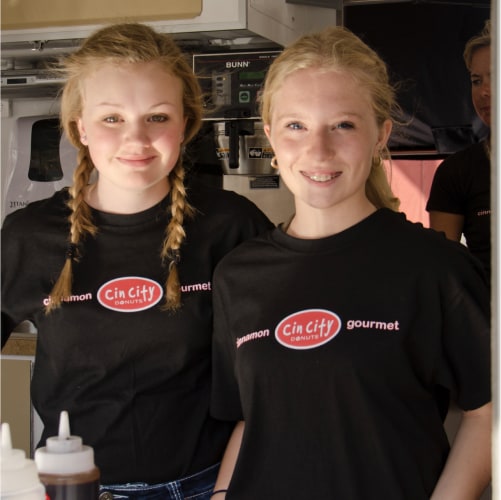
[469,46,491,127]
[77,61,186,209]
[264,68,391,219]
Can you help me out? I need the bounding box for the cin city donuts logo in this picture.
[275,309,342,350]
[97,277,163,312]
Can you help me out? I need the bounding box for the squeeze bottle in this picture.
[0,422,46,499]
[34,411,100,500]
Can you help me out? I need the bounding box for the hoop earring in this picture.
[372,153,384,170]
[271,156,279,168]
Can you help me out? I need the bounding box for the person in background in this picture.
[426,20,491,283]
[1,22,273,499]
[209,26,491,499]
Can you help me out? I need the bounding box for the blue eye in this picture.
[336,122,354,130]
[150,115,168,123]
[287,122,303,130]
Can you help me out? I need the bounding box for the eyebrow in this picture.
[275,111,363,120]
[470,72,489,79]
[94,101,176,109]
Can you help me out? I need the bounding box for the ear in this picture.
[181,117,188,143]
[264,123,272,141]
[77,118,88,145]
[376,119,392,151]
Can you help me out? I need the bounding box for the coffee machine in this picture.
[190,50,294,224]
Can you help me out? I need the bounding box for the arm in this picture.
[431,402,491,500]
[1,314,15,349]
[212,421,245,498]
[428,211,464,242]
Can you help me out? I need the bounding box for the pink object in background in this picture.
[386,159,441,227]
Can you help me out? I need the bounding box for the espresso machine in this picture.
[190,50,294,224]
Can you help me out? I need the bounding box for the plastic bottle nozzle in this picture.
[45,410,83,454]
[0,422,46,498]
[2,422,13,449]
[35,410,96,475]
[59,410,70,439]
[1,422,25,467]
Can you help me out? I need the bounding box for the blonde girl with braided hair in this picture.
[1,23,272,499]
[51,22,204,312]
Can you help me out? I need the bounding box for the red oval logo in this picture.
[275,309,341,350]
[97,277,163,312]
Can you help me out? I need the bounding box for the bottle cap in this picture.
[0,422,46,498]
[35,410,96,475]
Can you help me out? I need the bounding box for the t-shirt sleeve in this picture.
[211,266,244,421]
[426,153,467,214]
[1,213,29,347]
[436,250,491,410]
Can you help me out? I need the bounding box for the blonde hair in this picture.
[47,22,203,312]
[464,20,491,72]
[260,26,400,211]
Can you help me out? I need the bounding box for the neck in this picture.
[286,201,377,239]
[483,138,491,159]
[85,179,170,214]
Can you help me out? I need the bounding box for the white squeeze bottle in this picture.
[34,411,100,500]
[0,422,46,499]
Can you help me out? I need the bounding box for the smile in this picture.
[302,172,342,182]
[118,156,156,166]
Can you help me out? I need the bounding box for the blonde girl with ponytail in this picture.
[211,26,491,499]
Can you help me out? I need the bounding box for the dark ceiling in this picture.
[344,0,491,157]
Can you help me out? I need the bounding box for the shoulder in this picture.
[379,209,485,274]
[376,210,460,256]
[435,142,486,174]
[213,228,274,280]
[2,189,70,236]
[187,180,274,227]
[379,209,453,246]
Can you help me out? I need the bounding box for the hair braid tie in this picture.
[168,250,181,271]
[66,243,78,261]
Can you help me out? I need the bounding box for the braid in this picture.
[49,22,203,314]
[68,149,98,237]
[161,160,195,310]
[45,149,96,313]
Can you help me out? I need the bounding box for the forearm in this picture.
[431,402,491,500]
[428,211,464,242]
[212,421,245,498]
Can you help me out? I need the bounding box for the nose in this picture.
[480,75,491,98]
[307,129,334,161]
[481,82,491,98]
[124,121,151,147]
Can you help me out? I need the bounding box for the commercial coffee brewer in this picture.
[190,50,294,224]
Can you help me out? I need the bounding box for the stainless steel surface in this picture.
[215,121,275,175]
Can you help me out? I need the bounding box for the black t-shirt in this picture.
[1,182,273,484]
[211,209,490,500]
[426,141,490,279]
